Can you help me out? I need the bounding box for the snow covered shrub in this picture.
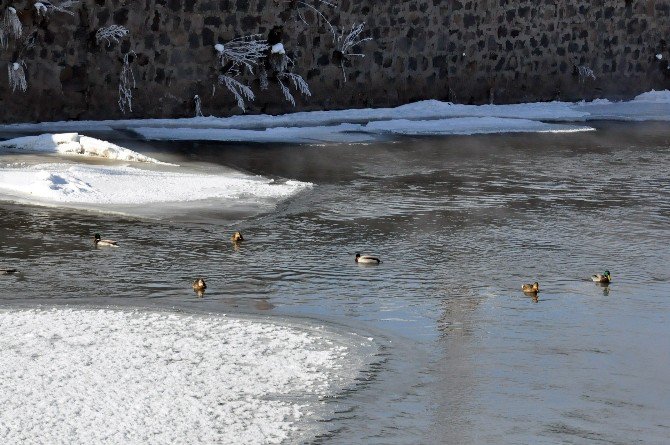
[333,22,371,82]
[7,60,27,92]
[577,65,596,82]
[194,94,203,117]
[95,25,129,47]
[118,52,136,113]
[1,7,22,48]
[213,34,268,112]
[215,34,268,73]
[259,26,311,107]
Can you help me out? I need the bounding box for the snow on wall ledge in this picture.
[0,308,376,444]
[0,0,669,122]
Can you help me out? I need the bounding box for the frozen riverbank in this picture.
[1,90,668,143]
[0,308,375,444]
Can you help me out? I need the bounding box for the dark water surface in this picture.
[1,122,669,444]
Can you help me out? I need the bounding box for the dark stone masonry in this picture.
[0,0,669,122]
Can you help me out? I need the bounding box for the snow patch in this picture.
[0,308,373,444]
[0,163,312,205]
[0,133,170,164]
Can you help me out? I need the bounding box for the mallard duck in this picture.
[192,278,207,297]
[591,270,611,283]
[522,282,540,293]
[1,268,17,275]
[94,233,118,247]
[231,231,244,243]
[356,253,381,264]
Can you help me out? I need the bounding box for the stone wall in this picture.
[0,0,669,122]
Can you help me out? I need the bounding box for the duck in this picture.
[231,231,244,243]
[93,233,118,247]
[591,270,611,283]
[355,253,381,264]
[192,277,207,297]
[522,282,540,293]
[1,268,17,275]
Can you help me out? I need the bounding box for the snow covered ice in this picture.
[3,90,668,144]
[0,133,169,164]
[0,163,311,206]
[0,133,311,216]
[0,308,375,445]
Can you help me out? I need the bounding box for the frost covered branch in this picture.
[218,74,255,112]
[214,35,268,74]
[276,0,337,40]
[96,25,129,47]
[118,52,136,113]
[335,22,371,82]
[34,1,79,17]
[1,7,22,48]
[277,72,311,106]
[8,60,27,92]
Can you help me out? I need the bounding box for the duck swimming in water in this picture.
[355,253,381,264]
[522,282,540,293]
[93,233,118,247]
[231,231,244,243]
[1,268,17,275]
[192,278,207,297]
[591,270,611,283]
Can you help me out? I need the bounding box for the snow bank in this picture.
[0,133,168,164]
[363,117,594,136]
[0,308,373,444]
[0,163,311,205]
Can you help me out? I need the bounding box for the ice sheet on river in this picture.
[0,133,169,164]
[0,90,667,143]
[0,308,374,444]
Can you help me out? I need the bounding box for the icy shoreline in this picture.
[0,90,668,143]
[0,307,375,444]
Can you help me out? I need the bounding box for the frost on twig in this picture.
[33,1,79,17]
[275,0,337,40]
[96,25,129,47]
[277,72,311,106]
[1,7,22,48]
[194,94,203,117]
[334,22,371,82]
[8,60,27,92]
[118,52,136,113]
[214,34,268,74]
[218,74,255,112]
[576,65,596,82]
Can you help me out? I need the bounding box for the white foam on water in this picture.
[0,308,374,445]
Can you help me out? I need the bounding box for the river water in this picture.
[1,122,669,444]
